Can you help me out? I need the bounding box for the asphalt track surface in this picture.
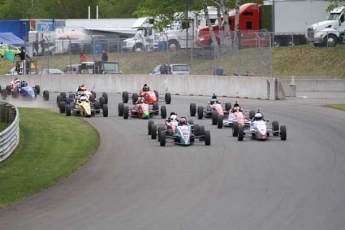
[1,92,345,230]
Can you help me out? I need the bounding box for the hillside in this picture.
[1,45,344,78]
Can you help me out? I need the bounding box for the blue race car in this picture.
[157,117,211,147]
[4,80,49,101]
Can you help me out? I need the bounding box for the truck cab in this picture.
[308,6,345,47]
[196,3,270,48]
[122,17,158,52]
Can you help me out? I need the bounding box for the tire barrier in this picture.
[0,102,19,162]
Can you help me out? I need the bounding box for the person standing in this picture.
[160,62,168,74]
[80,53,87,63]
[101,50,108,63]
[40,39,45,56]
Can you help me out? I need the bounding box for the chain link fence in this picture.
[11,29,339,76]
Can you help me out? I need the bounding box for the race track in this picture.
[1,92,345,230]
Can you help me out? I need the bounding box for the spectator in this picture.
[160,62,168,74]
[34,40,39,55]
[40,39,45,56]
[101,50,108,63]
[80,53,87,63]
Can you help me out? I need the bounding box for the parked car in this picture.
[38,69,64,75]
[6,67,18,75]
[0,44,21,58]
[149,64,191,75]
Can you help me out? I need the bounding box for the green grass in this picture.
[0,122,8,132]
[325,104,345,111]
[0,108,100,208]
[1,45,345,77]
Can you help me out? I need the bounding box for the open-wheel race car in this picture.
[190,100,232,123]
[118,101,167,119]
[1,81,49,101]
[122,88,171,105]
[216,107,255,129]
[148,117,211,147]
[57,91,108,117]
[233,111,287,141]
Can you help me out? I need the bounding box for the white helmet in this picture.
[170,114,177,121]
[80,96,87,102]
[254,113,263,120]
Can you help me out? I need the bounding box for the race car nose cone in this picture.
[142,111,150,119]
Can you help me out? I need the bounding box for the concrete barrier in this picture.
[0,74,279,100]
[279,79,345,93]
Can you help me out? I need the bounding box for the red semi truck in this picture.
[196,3,270,48]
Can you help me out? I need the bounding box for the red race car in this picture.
[122,85,171,105]
[118,97,167,119]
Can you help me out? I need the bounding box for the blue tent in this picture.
[0,32,25,45]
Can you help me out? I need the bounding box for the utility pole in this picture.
[234,0,240,50]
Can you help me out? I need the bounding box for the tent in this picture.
[0,32,25,45]
[55,30,86,40]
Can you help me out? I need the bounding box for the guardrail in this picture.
[0,102,19,163]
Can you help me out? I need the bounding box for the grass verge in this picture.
[0,108,100,208]
[325,104,345,111]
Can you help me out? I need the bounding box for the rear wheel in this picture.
[197,106,203,119]
[193,124,200,135]
[56,95,62,107]
[153,102,159,115]
[238,125,244,141]
[280,125,287,140]
[204,130,211,146]
[148,120,154,135]
[249,110,255,120]
[102,92,108,104]
[160,130,166,146]
[94,101,101,112]
[151,124,157,139]
[190,103,196,116]
[132,93,138,104]
[89,95,95,103]
[225,102,231,111]
[43,90,49,101]
[102,104,108,117]
[161,105,167,118]
[217,115,224,129]
[123,106,129,119]
[165,93,171,104]
[34,85,40,95]
[122,91,129,103]
[233,121,239,137]
[211,111,218,125]
[100,96,106,109]
[65,105,72,116]
[59,101,66,113]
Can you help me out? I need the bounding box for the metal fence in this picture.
[0,102,19,163]
[11,29,338,76]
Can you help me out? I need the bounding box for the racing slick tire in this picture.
[69,93,75,99]
[272,121,279,136]
[188,119,194,125]
[148,120,154,135]
[238,125,244,141]
[102,92,108,104]
[217,115,224,129]
[197,106,203,119]
[33,88,38,98]
[65,97,71,105]
[12,91,18,99]
[123,106,129,119]
[89,95,95,103]
[100,96,106,109]
[165,93,171,104]
[199,125,205,136]
[157,126,165,142]
[118,103,124,116]
[154,90,159,99]
[153,102,159,115]
[211,111,218,125]
[190,103,196,116]
[204,130,211,146]
[59,101,66,113]
[34,85,40,95]
[151,124,157,139]
[94,101,101,113]
[6,85,11,94]
[92,91,97,98]
[225,102,232,112]
[280,125,287,141]
[60,92,66,99]
[132,93,138,105]
[193,124,200,135]
[161,105,167,118]
[232,121,239,137]
[249,110,255,120]
[102,104,108,117]
[65,105,72,116]
[43,90,49,101]
[159,130,166,147]
[122,91,129,103]
[1,89,8,100]
[56,95,62,107]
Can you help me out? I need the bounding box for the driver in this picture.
[178,117,187,126]
[230,101,244,113]
[166,112,178,123]
[253,110,264,121]
[79,95,88,103]
[143,84,150,92]
[76,84,87,94]
[209,93,220,104]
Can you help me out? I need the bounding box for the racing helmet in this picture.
[178,117,187,125]
[143,85,149,91]
[170,114,177,121]
[138,97,145,103]
[211,99,218,104]
[234,101,240,107]
[21,81,27,87]
[15,78,20,83]
[254,113,263,121]
[80,96,88,102]
[80,85,86,91]
[212,93,217,99]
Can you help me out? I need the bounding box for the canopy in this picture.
[0,32,25,45]
[55,30,86,40]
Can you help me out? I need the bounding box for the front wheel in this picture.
[122,91,129,103]
[165,92,171,104]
